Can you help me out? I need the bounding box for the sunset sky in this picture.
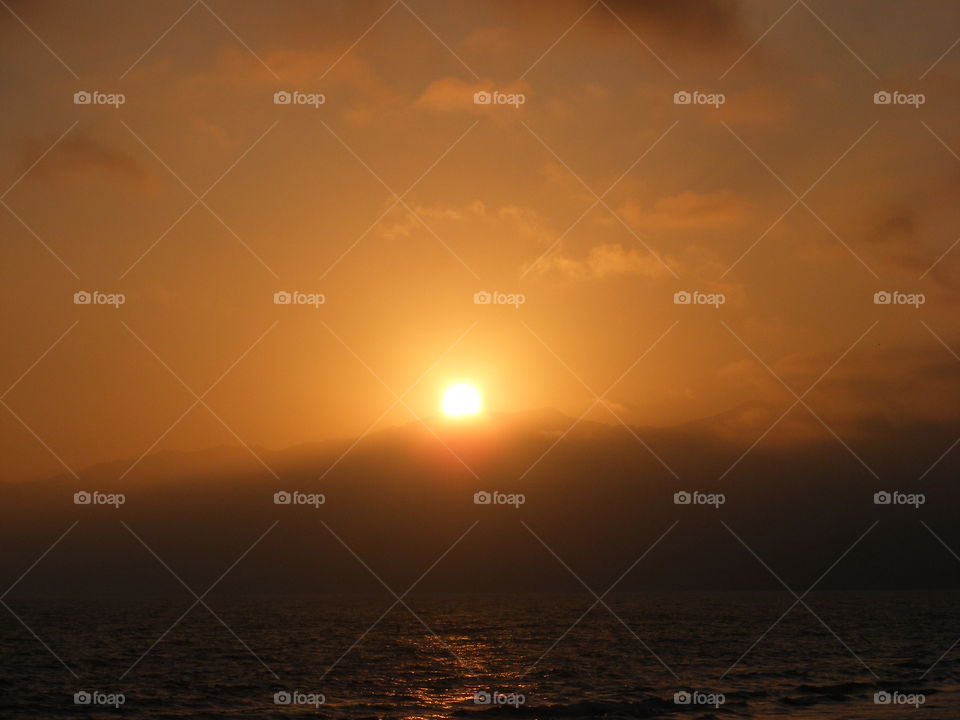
[2,0,960,481]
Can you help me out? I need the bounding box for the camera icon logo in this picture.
[74,491,92,505]
[473,291,492,305]
[873,491,892,505]
[474,691,492,704]
[273,291,292,305]
[673,291,691,305]
[274,491,292,505]
[473,91,492,105]
[673,490,692,505]
[274,91,292,105]
[873,291,891,305]
[673,690,692,704]
[873,91,892,105]
[874,691,892,704]
[74,291,92,305]
[673,91,692,105]
[273,691,292,705]
[474,491,492,505]
[74,691,92,705]
[73,91,92,105]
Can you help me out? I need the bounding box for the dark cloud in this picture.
[601,0,743,43]
[500,0,744,49]
[866,207,919,245]
[860,168,960,286]
[19,134,154,191]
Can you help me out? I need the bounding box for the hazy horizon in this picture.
[3,0,960,483]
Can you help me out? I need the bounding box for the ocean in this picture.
[2,592,958,718]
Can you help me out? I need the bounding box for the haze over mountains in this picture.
[2,408,958,598]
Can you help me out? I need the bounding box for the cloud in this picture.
[374,200,557,253]
[718,84,794,127]
[459,26,516,57]
[716,344,960,442]
[866,207,919,246]
[538,242,671,280]
[500,0,746,52]
[621,190,752,232]
[189,117,233,148]
[415,76,482,113]
[415,76,529,114]
[378,204,466,242]
[851,168,960,286]
[598,0,743,45]
[22,135,154,191]
[172,46,405,126]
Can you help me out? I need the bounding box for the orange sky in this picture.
[2,0,960,480]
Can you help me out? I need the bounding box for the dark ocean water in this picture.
[1,592,958,718]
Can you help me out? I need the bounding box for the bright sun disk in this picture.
[442,383,482,417]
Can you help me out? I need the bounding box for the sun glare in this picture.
[442,383,482,417]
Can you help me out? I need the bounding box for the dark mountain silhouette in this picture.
[2,408,958,599]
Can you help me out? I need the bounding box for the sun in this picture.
[442,383,482,417]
